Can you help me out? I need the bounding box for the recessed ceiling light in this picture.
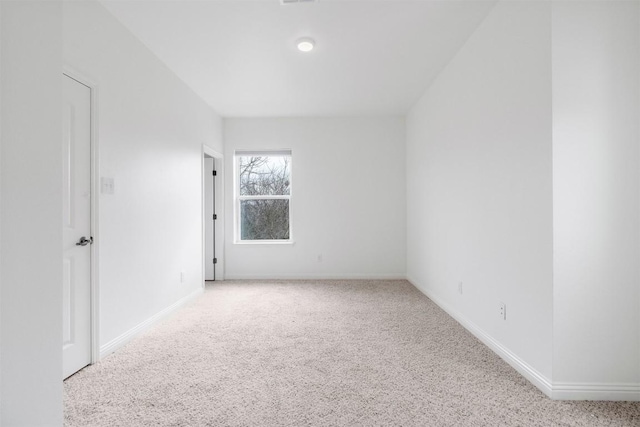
[296,38,315,52]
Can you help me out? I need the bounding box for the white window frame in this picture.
[234,149,293,244]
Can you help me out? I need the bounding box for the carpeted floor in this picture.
[64,280,640,426]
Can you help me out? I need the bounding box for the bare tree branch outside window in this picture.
[237,154,291,240]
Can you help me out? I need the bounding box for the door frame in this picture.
[202,145,224,284]
[63,66,101,365]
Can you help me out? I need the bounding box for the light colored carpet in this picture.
[64,280,640,426]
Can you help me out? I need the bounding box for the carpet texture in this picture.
[64,280,640,426]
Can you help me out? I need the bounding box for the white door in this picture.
[205,157,215,280]
[62,74,92,379]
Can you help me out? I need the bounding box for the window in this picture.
[235,150,292,243]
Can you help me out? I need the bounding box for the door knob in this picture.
[76,236,93,246]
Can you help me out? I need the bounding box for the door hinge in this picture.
[212,170,217,176]
[213,258,218,264]
[213,214,217,220]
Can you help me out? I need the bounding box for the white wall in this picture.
[63,0,223,351]
[224,118,406,279]
[406,0,554,386]
[552,1,640,396]
[1,1,64,424]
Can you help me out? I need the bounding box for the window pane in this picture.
[239,156,291,196]
[241,199,290,240]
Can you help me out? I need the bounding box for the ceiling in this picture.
[100,0,496,117]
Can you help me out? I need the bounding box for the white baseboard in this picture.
[406,275,554,397]
[552,383,640,401]
[406,276,640,402]
[99,288,204,359]
[223,273,407,280]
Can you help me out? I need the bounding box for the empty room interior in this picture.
[1,0,640,425]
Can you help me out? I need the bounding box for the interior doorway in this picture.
[203,146,224,282]
[62,72,97,379]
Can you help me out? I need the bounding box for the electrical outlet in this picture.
[101,177,115,195]
[499,302,506,320]
[317,254,323,263]
[180,271,185,283]
[458,282,463,295]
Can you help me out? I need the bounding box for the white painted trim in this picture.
[201,149,207,285]
[406,275,554,398]
[0,6,3,421]
[239,195,290,201]
[233,240,295,245]
[203,145,222,159]
[406,276,640,401]
[223,274,408,280]
[62,66,101,365]
[552,383,640,402]
[100,288,203,359]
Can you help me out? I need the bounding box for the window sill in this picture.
[234,240,295,246]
